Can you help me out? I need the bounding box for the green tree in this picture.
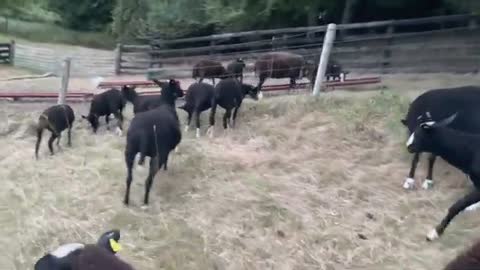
[47,0,114,31]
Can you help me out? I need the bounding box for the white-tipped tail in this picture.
[90,76,105,90]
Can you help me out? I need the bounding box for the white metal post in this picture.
[312,23,337,96]
[58,57,71,105]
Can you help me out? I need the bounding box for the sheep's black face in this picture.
[121,85,137,102]
[97,229,121,254]
[82,114,99,133]
[242,84,259,100]
[406,112,457,153]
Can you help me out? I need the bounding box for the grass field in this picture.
[1,74,480,269]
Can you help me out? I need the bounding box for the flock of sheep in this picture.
[30,51,480,269]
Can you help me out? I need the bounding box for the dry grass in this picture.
[1,74,480,270]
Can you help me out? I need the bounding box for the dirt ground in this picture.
[1,65,480,270]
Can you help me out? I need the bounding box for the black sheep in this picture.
[124,79,182,205]
[34,229,135,270]
[226,58,246,83]
[192,59,227,85]
[35,104,75,159]
[178,82,215,138]
[206,78,259,138]
[82,88,126,135]
[444,239,480,270]
[121,79,184,114]
[406,112,480,241]
[401,85,480,190]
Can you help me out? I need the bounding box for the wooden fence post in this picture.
[312,23,337,96]
[9,40,15,65]
[114,43,122,75]
[382,23,395,74]
[58,57,71,105]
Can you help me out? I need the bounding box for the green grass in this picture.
[0,17,116,49]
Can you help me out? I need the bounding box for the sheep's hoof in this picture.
[403,178,415,190]
[206,127,214,138]
[115,127,123,136]
[426,228,439,241]
[196,128,200,138]
[466,202,480,212]
[140,205,149,210]
[184,125,190,132]
[422,179,434,190]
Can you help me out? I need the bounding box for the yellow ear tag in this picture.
[109,238,122,252]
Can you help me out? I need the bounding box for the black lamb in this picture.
[178,82,215,138]
[82,88,126,135]
[35,104,75,159]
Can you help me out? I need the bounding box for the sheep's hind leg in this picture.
[48,133,58,156]
[144,156,160,205]
[422,154,436,190]
[426,189,480,241]
[403,152,420,190]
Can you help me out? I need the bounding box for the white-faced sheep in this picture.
[82,88,126,136]
[124,79,183,205]
[178,82,214,138]
[206,78,259,138]
[35,104,75,159]
[34,229,135,270]
[406,112,480,241]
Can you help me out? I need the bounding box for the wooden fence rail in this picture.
[117,14,480,75]
[0,40,15,64]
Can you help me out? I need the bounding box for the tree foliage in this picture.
[47,0,114,31]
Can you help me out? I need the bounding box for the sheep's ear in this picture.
[435,112,458,128]
[420,121,436,130]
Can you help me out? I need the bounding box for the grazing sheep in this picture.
[444,239,480,270]
[82,88,126,135]
[35,104,75,159]
[124,79,182,205]
[206,78,259,138]
[401,85,480,190]
[34,229,135,270]
[226,58,246,83]
[121,79,184,114]
[178,82,215,138]
[406,112,480,241]
[192,59,227,85]
[254,51,306,93]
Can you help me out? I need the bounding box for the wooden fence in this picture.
[117,14,480,76]
[0,41,14,64]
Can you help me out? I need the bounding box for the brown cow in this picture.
[192,59,227,85]
[254,52,306,94]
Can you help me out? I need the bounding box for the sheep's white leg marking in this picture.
[258,91,264,100]
[403,178,415,190]
[207,126,214,138]
[466,202,480,212]
[184,125,189,132]
[51,243,85,258]
[406,132,415,147]
[115,127,123,136]
[422,179,434,190]
[196,128,200,138]
[426,228,439,241]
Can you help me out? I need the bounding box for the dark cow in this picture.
[254,51,305,93]
[401,85,480,190]
[192,59,227,85]
[178,82,215,138]
[207,78,259,138]
[35,104,75,159]
[406,112,480,241]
